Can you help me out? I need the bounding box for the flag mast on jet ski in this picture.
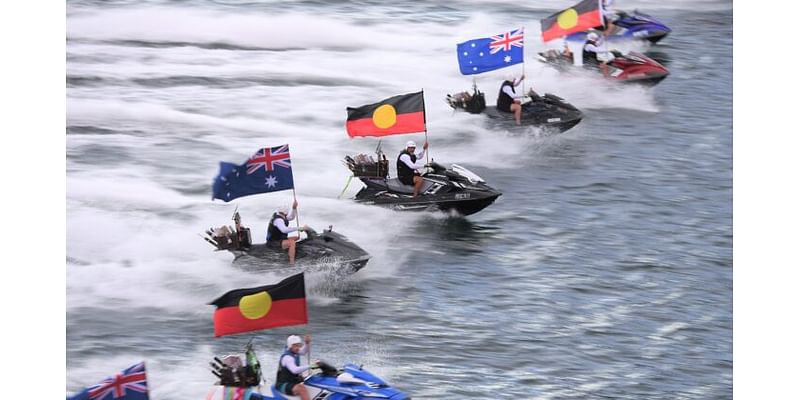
[211,144,303,233]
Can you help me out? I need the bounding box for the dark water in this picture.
[67,1,732,398]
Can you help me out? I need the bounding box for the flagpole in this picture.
[521,26,526,95]
[421,89,429,165]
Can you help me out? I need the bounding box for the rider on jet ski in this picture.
[584,32,612,77]
[397,140,429,197]
[496,73,527,125]
[266,200,309,265]
[276,334,319,400]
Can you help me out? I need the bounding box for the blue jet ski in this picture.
[209,344,409,400]
[567,10,671,44]
[253,362,408,400]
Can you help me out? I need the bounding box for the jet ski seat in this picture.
[385,178,434,194]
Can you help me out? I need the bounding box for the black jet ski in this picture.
[203,211,370,275]
[446,84,583,133]
[344,151,501,216]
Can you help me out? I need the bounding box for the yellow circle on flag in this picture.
[239,291,272,319]
[557,8,579,29]
[372,104,397,129]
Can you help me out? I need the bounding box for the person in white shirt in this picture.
[396,140,429,197]
[266,200,308,264]
[275,335,317,400]
[496,74,526,125]
[602,0,620,35]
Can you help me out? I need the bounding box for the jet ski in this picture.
[208,343,410,400]
[567,10,672,44]
[446,84,583,133]
[343,151,501,216]
[538,49,669,86]
[203,211,370,275]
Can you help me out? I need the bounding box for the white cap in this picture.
[406,141,417,148]
[276,205,289,215]
[504,73,516,82]
[287,335,302,347]
[587,32,599,41]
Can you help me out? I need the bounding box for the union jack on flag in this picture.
[246,144,292,174]
[68,362,149,400]
[489,28,524,54]
[212,144,295,202]
[456,28,525,75]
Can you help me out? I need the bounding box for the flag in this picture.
[67,362,149,400]
[206,386,256,400]
[456,28,524,75]
[540,0,603,42]
[212,145,294,202]
[346,91,426,137]
[210,273,307,337]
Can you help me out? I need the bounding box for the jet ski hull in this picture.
[446,90,583,133]
[538,50,669,86]
[354,173,501,216]
[212,228,370,275]
[566,10,672,44]
[355,187,501,216]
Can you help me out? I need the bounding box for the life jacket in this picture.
[266,213,288,243]
[496,80,515,112]
[583,40,601,63]
[275,350,303,388]
[396,150,417,183]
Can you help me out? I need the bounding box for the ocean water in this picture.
[66,1,733,398]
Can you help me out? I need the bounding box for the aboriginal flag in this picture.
[540,0,603,42]
[210,273,307,337]
[346,91,426,137]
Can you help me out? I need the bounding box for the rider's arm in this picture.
[274,218,298,234]
[281,354,310,375]
[285,208,296,221]
[502,85,522,99]
[415,148,426,161]
[399,153,425,170]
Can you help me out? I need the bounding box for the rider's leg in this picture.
[292,383,310,400]
[413,175,423,197]
[511,102,522,125]
[282,237,298,264]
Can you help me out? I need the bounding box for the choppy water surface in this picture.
[67,1,732,398]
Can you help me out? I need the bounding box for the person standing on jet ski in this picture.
[583,32,611,77]
[397,140,429,198]
[601,0,620,35]
[266,200,308,265]
[276,334,317,400]
[496,74,526,125]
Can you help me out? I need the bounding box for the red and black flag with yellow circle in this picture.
[209,273,307,337]
[346,91,426,137]
[540,0,603,42]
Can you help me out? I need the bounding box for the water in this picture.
[66,1,733,398]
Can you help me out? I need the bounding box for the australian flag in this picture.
[457,28,524,75]
[67,362,149,400]
[212,144,295,202]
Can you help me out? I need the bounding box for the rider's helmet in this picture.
[587,32,599,42]
[286,335,303,348]
[405,140,417,149]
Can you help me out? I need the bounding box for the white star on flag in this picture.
[504,55,512,63]
[265,175,278,188]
